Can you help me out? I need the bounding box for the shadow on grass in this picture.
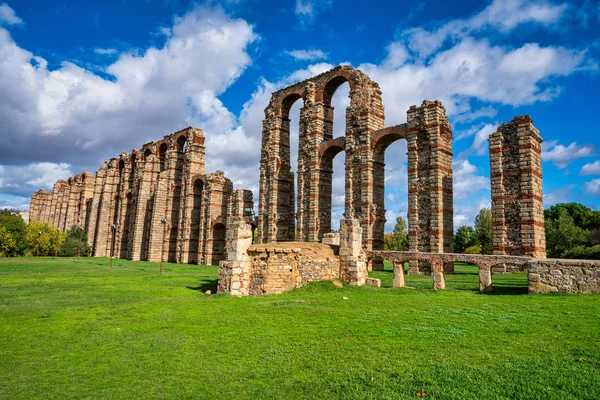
[187,278,218,292]
[455,284,528,295]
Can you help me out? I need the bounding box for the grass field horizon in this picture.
[1,257,599,399]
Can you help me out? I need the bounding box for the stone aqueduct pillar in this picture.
[406,101,454,274]
[489,116,546,263]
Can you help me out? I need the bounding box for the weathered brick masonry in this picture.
[489,116,546,272]
[30,127,254,265]
[258,66,454,269]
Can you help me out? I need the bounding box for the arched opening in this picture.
[211,222,226,266]
[488,263,528,294]
[131,154,137,173]
[319,141,345,237]
[158,143,168,172]
[281,92,304,241]
[144,148,152,160]
[189,178,204,264]
[177,135,187,153]
[327,81,350,234]
[367,257,408,288]
[371,129,409,270]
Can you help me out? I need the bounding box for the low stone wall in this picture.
[245,242,339,295]
[529,259,600,294]
[219,220,600,296]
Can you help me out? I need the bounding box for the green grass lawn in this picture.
[1,257,599,399]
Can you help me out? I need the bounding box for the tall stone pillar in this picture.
[130,149,160,261]
[406,101,454,274]
[87,166,106,248]
[489,115,546,263]
[178,129,205,264]
[64,179,79,231]
[258,113,295,243]
[297,96,333,242]
[94,160,119,257]
[148,144,181,263]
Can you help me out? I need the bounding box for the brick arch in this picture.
[319,137,346,160]
[210,216,225,230]
[157,142,168,156]
[267,87,305,119]
[315,66,373,106]
[370,124,408,153]
[191,175,207,186]
[143,147,153,159]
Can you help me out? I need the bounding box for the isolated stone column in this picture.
[479,265,493,293]
[217,218,253,296]
[489,115,546,265]
[339,218,367,286]
[431,257,445,290]
[392,262,405,288]
[406,101,454,274]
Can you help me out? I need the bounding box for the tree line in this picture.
[384,202,600,259]
[0,210,92,257]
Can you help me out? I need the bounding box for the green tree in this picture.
[545,211,589,258]
[454,225,476,253]
[0,226,16,256]
[59,226,91,257]
[545,203,598,230]
[26,221,65,256]
[474,208,492,255]
[0,210,27,256]
[384,216,408,251]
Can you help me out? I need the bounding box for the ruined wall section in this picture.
[200,171,233,266]
[489,116,546,260]
[29,126,252,266]
[406,101,454,274]
[29,189,47,223]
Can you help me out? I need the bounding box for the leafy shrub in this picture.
[464,245,482,254]
[561,245,600,260]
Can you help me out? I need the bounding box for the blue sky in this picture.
[0,0,599,231]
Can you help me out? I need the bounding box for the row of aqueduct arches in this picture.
[258,66,454,267]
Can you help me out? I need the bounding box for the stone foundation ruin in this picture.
[29,127,254,265]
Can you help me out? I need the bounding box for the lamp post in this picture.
[109,224,116,268]
[77,226,84,263]
[160,218,168,274]
[36,231,42,257]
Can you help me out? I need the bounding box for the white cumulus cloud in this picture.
[0,3,22,26]
[580,160,600,175]
[542,140,595,168]
[285,49,328,61]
